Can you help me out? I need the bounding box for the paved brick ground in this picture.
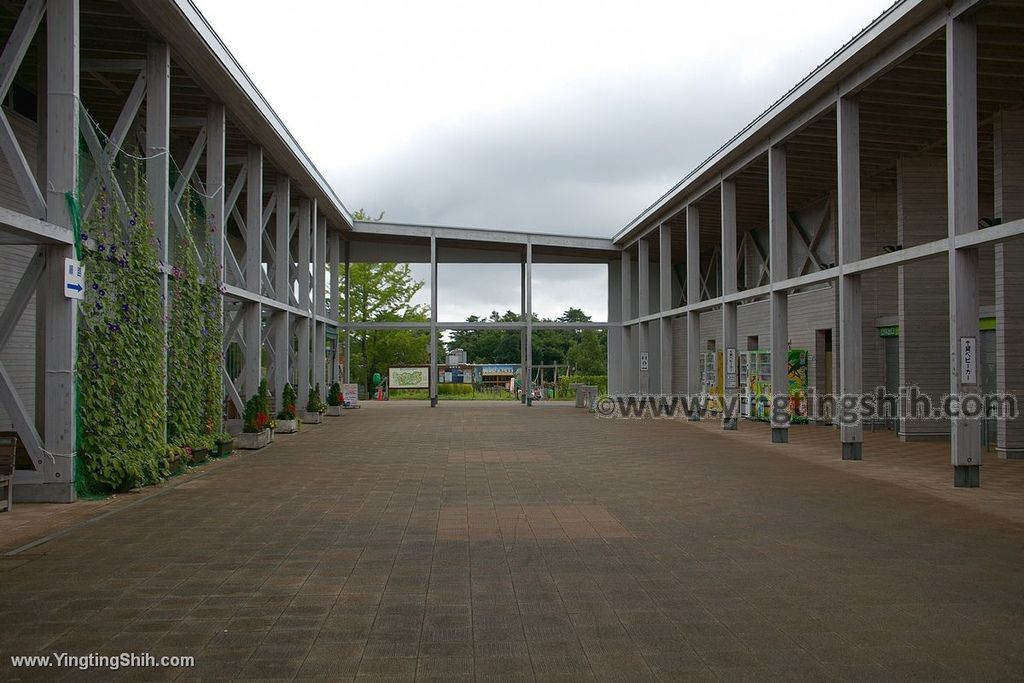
[1,402,1023,682]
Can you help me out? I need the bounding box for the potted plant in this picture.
[215,432,234,457]
[305,383,327,423]
[237,391,271,450]
[326,382,343,416]
[165,444,190,475]
[190,435,214,464]
[275,383,300,433]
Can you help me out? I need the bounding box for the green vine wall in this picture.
[75,165,226,495]
[167,201,206,450]
[77,169,167,492]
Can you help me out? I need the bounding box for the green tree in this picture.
[449,307,606,375]
[567,329,606,374]
[340,261,431,393]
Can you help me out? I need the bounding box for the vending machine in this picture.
[738,351,751,417]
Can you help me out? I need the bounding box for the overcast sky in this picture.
[196,0,894,322]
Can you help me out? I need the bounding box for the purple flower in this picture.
[98,244,105,252]
[118,259,128,268]
[91,283,98,290]
[98,289,106,297]
[81,232,89,241]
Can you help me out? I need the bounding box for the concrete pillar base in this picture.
[13,482,76,503]
[722,418,738,431]
[430,397,437,408]
[997,448,1024,460]
[771,427,789,443]
[953,465,980,488]
[841,442,863,460]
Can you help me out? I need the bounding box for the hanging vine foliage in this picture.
[76,165,167,493]
[201,221,224,441]
[167,193,207,450]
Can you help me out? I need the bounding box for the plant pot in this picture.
[304,412,323,424]
[275,419,299,434]
[326,405,342,416]
[237,429,271,450]
[190,447,210,464]
[215,440,234,457]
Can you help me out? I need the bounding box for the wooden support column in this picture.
[206,102,225,279]
[620,250,633,394]
[343,242,351,384]
[429,234,438,407]
[272,176,290,408]
[206,101,225,427]
[659,223,672,394]
[521,257,527,401]
[607,259,623,393]
[721,179,739,429]
[525,240,533,406]
[272,311,289,413]
[637,237,649,393]
[243,144,262,400]
[296,198,311,408]
[34,0,78,502]
[994,110,1024,459]
[274,176,290,304]
[769,144,789,442]
[329,230,340,383]
[686,204,700,419]
[947,13,981,487]
[838,96,863,459]
[313,215,327,398]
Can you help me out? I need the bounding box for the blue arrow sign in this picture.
[66,283,83,292]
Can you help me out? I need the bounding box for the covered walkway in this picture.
[1,404,1023,681]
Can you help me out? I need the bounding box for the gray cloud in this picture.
[332,65,810,238]
[336,51,846,322]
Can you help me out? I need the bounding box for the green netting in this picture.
[71,112,224,497]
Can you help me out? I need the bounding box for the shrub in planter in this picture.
[238,390,271,449]
[215,432,234,457]
[189,435,214,464]
[165,444,190,475]
[305,383,327,422]
[326,382,343,416]
[275,383,299,433]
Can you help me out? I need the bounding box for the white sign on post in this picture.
[960,336,977,384]
[726,348,737,389]
[341,383,360,407]
[639,352,649,372]
[64,257,84,300]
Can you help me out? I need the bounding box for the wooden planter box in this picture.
[190,447,210,464]
[304,412,323,424]
[215,439,234,457]
[275,419,299,434]
[237,429,271,450]
[326,405,342,416]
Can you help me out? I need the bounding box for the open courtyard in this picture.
[2,403,1022,681]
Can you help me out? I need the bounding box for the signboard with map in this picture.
[388,366,430,389]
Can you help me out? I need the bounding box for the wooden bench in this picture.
[0,435,14,513]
